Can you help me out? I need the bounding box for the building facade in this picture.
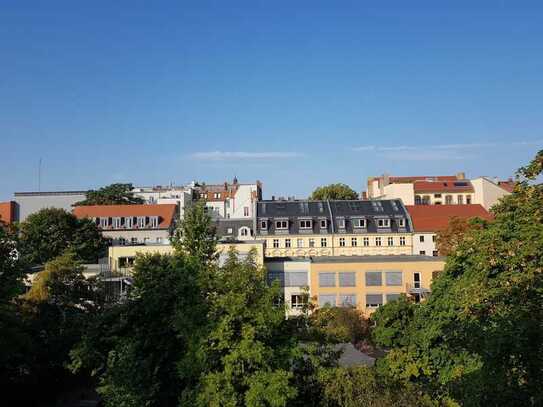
[14,190,87,222]
[0,201,17,224]
[73,204,177,246]
[366,173,511,210]
[256,199,413,258]
[266,258,311,316]
[406,204,492,255]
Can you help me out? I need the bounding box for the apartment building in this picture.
[406,204,492,256]
[266,258,311,316]
[0,201,17,224]
[132,185,193,218]
[366,173,511,210]
[310,255,445,315]
[73,204,177,246]
[256,199,413,258]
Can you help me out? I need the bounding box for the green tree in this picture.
[74,183,144,206]
[172,201,218,265]
[71,253,208,407]
[310,183,358,200]
[194,249,298,407]
[19,208,107,265]
[371,295,415,348]
[372,150,543,406]
[435,217,487,256]
[310,307,370,344]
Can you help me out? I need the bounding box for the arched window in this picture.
[239,227,250,237]
[415,195,422,205]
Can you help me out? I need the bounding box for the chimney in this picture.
[271,195,275,201]
[456,172,466,180]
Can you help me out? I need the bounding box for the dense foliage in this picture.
[435,216,487,256]
[75,183,144,206]
[310,183,358,200]
[372,150,543,406]
[18,208,107,265]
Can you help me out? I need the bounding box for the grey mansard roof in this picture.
[256,199,412,235]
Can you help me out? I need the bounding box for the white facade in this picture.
[412,233,438,256]
[471,177,511,210]
[133,186,193,218]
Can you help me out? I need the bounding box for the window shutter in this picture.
[365,294,383,306]
[319,272,336,287]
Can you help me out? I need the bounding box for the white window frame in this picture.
[112,217,122,228]
[351,237,357,247]
[273,239,280,248]
[387,237,394,246]
[320,219,327,229]
[375,237,382,246]
[300,219,312,229]
[398,218,405,227]
[309,238,315,248]
[377,218,390,228]
[338,219,345,229]
[297,239,304,248]
[149,216,159,228]
[339,237,345,247]
[400,236,406,246]
[275,220,288,230]
[353,218,366,228]
[137,216,146,228]
[363,237,369,247]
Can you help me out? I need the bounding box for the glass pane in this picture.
[365,271,382,286]
[339,294,357,307]
[365,294,383,306]
[319,272,336,287]
[385,271,403,286]
[338,272,356,287]
[285,271,307,287]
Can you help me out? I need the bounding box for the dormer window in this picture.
[112,217,122,229]
[353,218,366,228]
[239,227,250,237]
[125,217,133,228]
[260,220,268,230]
[275,220,288,230]
[300,219,312,229]
[320,219,327,228]
[137,216,146,228]
[338,219,345,229]
[398,218,405,228]
[99,217,109,228]
[377,219,390,228]
[149,216,159,228]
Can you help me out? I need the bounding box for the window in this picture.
[339,294,357,307]
[398,218,405,227]
[422,196,430,205]
[339,238,346,247]
[273,239,279,248]
[400,236,406,246]
[118,237,126,245]
[366,294,383,308]
[363,237,369,246]
[339,272,356,287]
[319,295,336,308]
[338,219,345,229]
[445,195,453,204]
[285,239,291,248]
[386,293,401,303]
[457,195,463,204]
[297,239,304,248]
[321,238,327,247]
[309,238,315,248]
[284,271,308,286]
[351,237,357,247]
[385,271,403,286]
[275,220,288,229]
[414,272,421,288]
[99,217,108,228]
[291,294,306,309]
[137,216,146,228]
[353,218,366,228]
[300,219,312,229]
[214,192,220,199]
[240,227,249,237]
[415,195,422,205]
[113,217,122,228]
[375,237,382,246]
[466,195,472,204]
[432,235,436,242]
[377,219,390,228]
[419,250,426,255]
[365,271,382,286]
[319,272,336,287]
[320,219,327,228]
[244,206,249,216]
[434,193,442,198]
[260,220,268,230]
[419,235,425,242]
[125,217,133,228]
[227,228,233,234]
[433,250,438,256]
[149,216,159,228]
[131,237,138,245]
[387,237,394,246]
[156,237,162,244]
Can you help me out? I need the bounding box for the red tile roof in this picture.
[406,204,492,232]
[73,204,177,229]
[497,180,515,193]
[0,201,16,224]
[413,180,473,193]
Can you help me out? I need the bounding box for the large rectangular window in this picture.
[365,294,383,308]
[375,237,382,246]
[338,272,356,287]
[377,219,390,228]
[365,271,382,286]
[291,294,306,309]
[319,295,336,308]
[385,271,403,286]
[339,294,357,307]
[319,272,336,287]
[353,218,366,228]
[386,293,401,303]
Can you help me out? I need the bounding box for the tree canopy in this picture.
[74,183,144,206]
[18,208,107,265]
[310,183,359,200]
[371,150,543,406]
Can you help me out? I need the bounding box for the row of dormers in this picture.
[258,217,407,232]
[92,216,162,229]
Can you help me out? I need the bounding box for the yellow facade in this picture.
[264,233,412,258]
[309,256,445,316]
[108,241,265,272]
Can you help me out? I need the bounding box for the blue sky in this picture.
[1,1,542,200]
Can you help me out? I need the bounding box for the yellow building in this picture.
[309,255,445,316]
[108,240,265,272]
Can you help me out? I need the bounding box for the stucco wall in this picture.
[14,192,86,221]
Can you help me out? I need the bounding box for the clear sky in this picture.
[1,1,542,200]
